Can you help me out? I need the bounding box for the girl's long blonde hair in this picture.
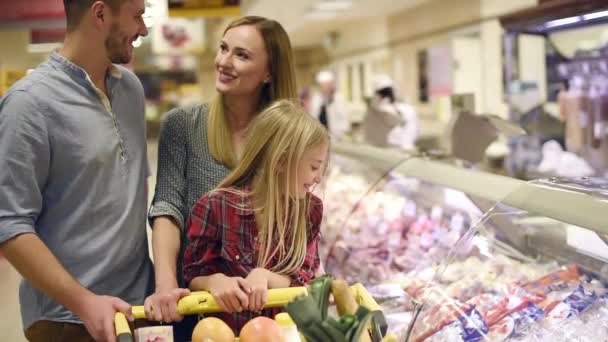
[216,100,330,275]
[208,16,298,168]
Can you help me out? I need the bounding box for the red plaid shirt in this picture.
[183,188,323,333]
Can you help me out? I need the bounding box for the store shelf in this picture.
[332,141,608,235]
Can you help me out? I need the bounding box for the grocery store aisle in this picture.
[0,140,160,342]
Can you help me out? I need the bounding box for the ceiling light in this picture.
[313,0,353,11]
[583,10,608,21]
[544,16,582,29]
[28,42,62,54]
[305,10,338,20]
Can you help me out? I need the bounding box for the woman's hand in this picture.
[204,274,252,313]
[143,287,191,323]
[245,268,270,312]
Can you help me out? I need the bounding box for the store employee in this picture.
[309,70,350,139]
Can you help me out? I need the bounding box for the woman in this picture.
[144,16,298,340]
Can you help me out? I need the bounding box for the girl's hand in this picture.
[206,274,252,313]
[245,268,270,312]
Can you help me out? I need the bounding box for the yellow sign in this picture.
[169,0,240,18]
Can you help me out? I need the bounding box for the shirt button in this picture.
[235,255,240,260]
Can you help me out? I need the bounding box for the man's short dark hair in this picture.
[63,0,125,31]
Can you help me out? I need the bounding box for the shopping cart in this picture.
[114,283,389,342]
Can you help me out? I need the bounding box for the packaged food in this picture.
[488,302,545,341]
[522,265,580,296]
[411,300,469,342]
[421,307,488,342]
[135,326,174,342]
[546,284,598,322]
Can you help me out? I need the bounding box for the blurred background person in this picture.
[299,86,312,113]
[363,74,418,149]
[310,70,350,139]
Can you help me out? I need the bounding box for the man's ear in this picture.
[90,1,110,30]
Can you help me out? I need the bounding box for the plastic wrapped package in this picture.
[406,181,608,342]
[320,151,608,341]
[512,296,608,342]
[321,164,476,287]
[319,162,488,338]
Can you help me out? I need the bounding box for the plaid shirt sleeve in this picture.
[291,195,323,286]
[183,194,223,287]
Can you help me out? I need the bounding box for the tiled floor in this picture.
[0,141,159,342]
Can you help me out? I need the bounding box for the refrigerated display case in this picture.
[320,142,608,341]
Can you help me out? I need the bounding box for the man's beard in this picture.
[105,23,132,64]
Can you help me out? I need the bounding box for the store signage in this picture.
[0,0,64,22]
[30,28,66,44]
[168,0,240,17]
[152,17,206,55]
[428,44,453,97]
[153,55,198,71]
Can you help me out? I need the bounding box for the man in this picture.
[309,70,350,139]
[0,1,151,341]
[363,74,418,149]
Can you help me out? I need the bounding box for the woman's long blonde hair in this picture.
[216,100,329,275]
[208,16,298,168]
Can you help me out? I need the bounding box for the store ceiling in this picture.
[239,0,431,47]
[0,0,433,50]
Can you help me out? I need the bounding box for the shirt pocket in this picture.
[221,240,254,267]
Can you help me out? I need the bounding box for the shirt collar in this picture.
[109,64,123,79]
[230,187,311,217]
[49,50,123,84]
[225,186,256,217]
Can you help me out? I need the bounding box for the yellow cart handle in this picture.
[350,283,381,311]
[132,286,307,319]
[115,287,308,340]
[115,284,385,341]
[114,313,132,342]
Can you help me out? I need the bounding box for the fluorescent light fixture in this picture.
[583,10,608,21]
[313,0,353,11]
[544,15,582,29]
[305,10,338,20]
[27,42,62,54]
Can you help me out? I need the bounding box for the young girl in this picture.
[182,100,329,333]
